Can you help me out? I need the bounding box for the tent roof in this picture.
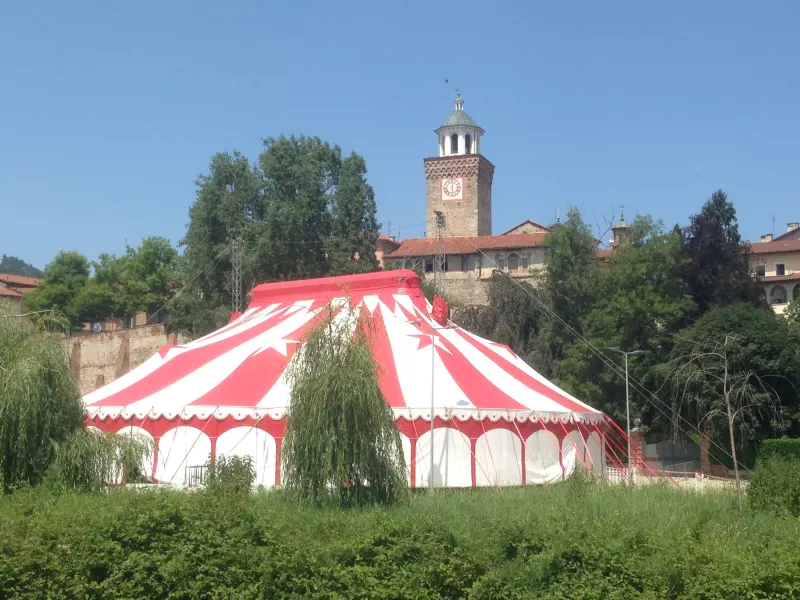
[83,270,601,424]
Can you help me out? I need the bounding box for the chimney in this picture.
[787,222,800,233]
[761,233,774,243]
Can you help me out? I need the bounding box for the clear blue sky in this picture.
[1,1,798,269]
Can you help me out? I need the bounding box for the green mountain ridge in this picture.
[0,254,44,278]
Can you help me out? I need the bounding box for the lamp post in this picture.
[605,347,645,476]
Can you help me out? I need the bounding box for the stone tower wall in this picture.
[424,155,495,237]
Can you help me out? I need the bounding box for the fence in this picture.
[643,438,701,475]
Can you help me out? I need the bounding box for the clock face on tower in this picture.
[441,177,464,202]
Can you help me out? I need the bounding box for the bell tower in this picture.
[424,93,494,237]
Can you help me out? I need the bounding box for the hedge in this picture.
[1,482,800,599]
[749,437,800,517]
[757,437,800,462]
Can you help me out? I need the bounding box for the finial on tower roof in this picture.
[454,89,463,111]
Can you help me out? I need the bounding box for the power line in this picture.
[445,223,747,471]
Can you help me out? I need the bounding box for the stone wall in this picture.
[425,269,540,307]
[64,325,187,395]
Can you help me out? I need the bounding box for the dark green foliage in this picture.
[23,251,92,328]
[543,207,600,340]
[559,219,695,420]
[282,308,406,507]
[454,272,556,376]
[758,437,800,462]
[22,240,179,329]
[325,152,380,275]
[2,486,800,598]
[681,189,763,313]
[0,305,84,491]
[665,304,799,441]
[0,255,44,278]
[205,454,255,494]
[749,440,800,516]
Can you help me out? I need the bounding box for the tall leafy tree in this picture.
[543,207,599,337]
[326,153,380,274]
[24,251,91,327]
[115,237,179,316]
[171,151,264,335]
[172,137,381,336]
[682,189,762,313]
[558,218,695,421]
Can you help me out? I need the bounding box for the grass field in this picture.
[1,479,799,599]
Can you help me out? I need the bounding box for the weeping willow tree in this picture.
[0,303,84,491]
[282,305,406,506]
[0,302,151,492]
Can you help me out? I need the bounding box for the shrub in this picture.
[205,454,255,494]
[47,428,153,491]
[749,438,800,516]
[2,485,800,598]
[758,437,800,462]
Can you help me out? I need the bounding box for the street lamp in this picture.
[409,319,456,488]
[605,347,645,476]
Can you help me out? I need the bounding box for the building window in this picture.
[404,260,413,270]
[450,134,458,154]
[460,255,469,271]
[424,258,433,273]
[507,253,520,271]
[776,263,786,276]
[755,264,766,278]
[495,254,506,271]
[770,285,788,305]
[464,134,472,155]
[521,253,530,269]
[794,284,800,301]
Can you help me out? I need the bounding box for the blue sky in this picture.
[1,1,798,269]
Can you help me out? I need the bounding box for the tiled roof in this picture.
[386,233,548,257]
[499,219,552,235]
[0,287,22,298]
[758,273,800,284]
[747,240,800,255]
[770,227,800,242]
[0,273,43,287]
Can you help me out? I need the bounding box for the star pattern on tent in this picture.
[407,331,451,353]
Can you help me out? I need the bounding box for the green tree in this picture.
[282,307,406,506]
[558,218,695,422]
[665,303,799,453]
[172,137,380,336]
[326,153,380,275]
[24,251,91,328]
[0,304,83,491]
[171,151,263,335]
[543,207,599,339]
[682,190,762,313]
[115,237,179,317]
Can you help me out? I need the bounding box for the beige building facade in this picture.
[751,222,800,315]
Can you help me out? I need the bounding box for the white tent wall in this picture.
[123,420,608,487]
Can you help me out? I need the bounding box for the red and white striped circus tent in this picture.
[84,270,608,488]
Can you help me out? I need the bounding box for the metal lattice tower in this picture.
[231,236,244,314]
[433,211,446,297]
